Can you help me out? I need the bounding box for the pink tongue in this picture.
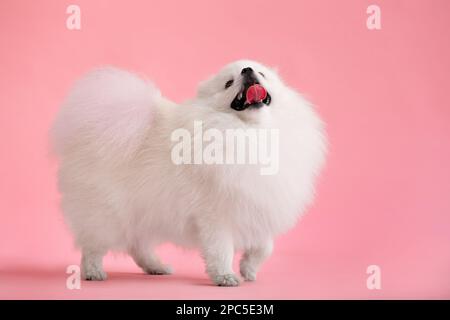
[246,84,267,104]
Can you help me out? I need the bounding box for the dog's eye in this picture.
[259,72,265,78]
[225,79,234,89]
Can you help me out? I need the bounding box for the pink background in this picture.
[1,0,450,299]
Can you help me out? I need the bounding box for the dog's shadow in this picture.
[0,265,212,287]
[107,271,211,286]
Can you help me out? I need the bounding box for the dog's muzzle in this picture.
[231,68,271,111]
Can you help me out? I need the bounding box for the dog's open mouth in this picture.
[230,82,272,111]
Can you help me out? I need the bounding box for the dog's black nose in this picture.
[241,67,253,75]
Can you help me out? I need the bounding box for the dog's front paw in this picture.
[82,269,107,281]
[213,273,241,287]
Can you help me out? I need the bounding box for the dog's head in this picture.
[196,60,285,121]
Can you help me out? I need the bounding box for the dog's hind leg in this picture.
[129,243,173,275]
[239,239,273,281]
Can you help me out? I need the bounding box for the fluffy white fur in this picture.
[51,60,326,286]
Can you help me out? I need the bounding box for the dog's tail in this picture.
[51,67,161,162]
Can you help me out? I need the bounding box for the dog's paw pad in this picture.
[214,274,241,287]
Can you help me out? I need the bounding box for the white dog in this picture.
[51,60,326,286]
